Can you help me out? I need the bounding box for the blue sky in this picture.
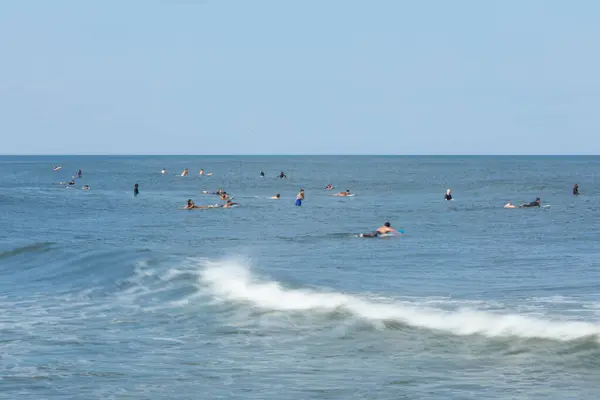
[1,0,598,155]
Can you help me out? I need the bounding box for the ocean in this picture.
[1,155,599,399]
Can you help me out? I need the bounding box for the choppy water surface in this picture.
[1,155,599,399]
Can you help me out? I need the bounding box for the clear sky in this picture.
[1,0,598,155]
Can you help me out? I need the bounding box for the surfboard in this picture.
[359,230,404,238]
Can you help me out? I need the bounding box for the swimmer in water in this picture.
[260,169,265,177]
[181,168,189,177]
[134,183,139,197]
[82,185,90,190]
[271,194,280,199]
[161,168,166,175]
[360,222,398,237]
[295,189,304,206]
[219,192,232,200]
[325,184,334,190]
[504,202,517,209]
[330,189,351,197]
[520,197,541,208]
[199,169,204,176]
[279,171,287,179]
[573,184,579,196]
[444,189,453,201]
[77,169,82,178]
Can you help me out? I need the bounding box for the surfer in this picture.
[520,198,541,208]
[221,200,239,208]
[77,169,82,178]
[202,189,224,195]
[359,222,398,238]
[573,184,579,196]
[444,189,453,201]
[161,168,166,175]
[260,169,265,177]
[325,184,334,190]
[295,189,304,206]
[53,165,62,171]
[199,169,204,176]
[82,185,90,190]
[184,199,219,209]
[330,189,351,197]
[279,171,287,179]
[181,168,189,177]
[271,194,280,199]
[134,183,139,197]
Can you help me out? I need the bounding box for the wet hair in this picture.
[276,194,280,197]
[384,222,391,227]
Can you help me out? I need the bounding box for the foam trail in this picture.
[200,261,600,342]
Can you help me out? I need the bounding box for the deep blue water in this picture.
[1,155,599,399]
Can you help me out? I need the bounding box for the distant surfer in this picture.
[271,194,280,199]
[444,189,453,201]
[520,198,541,208]
[134,183,139,197]
[82,185,90,190]
[260,169,265,177]
[330,189,352,197]
[359,222,398,238]
[295,189,304,206]
[181,168,188,177]
[325,184,334,190]
[199,169,205,176]
[53,165,62,171]
[77,169,82,178]
[279,171,287,179]
[184,199,218,209]
[573,184,579,196]
[161,168,166,175]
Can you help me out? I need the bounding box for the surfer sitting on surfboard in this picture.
[444,189,453,201]
[330,189,352,197]
[359,222,398,238]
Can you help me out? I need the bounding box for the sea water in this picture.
[1,155,599,399]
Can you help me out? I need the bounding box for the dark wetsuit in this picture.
[444,194,452,201]
[260,171,265,177]
[573,186,579,195]
[521,201,540,208]
[134,186,139,196]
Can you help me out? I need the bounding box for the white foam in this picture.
[199,260,600,342]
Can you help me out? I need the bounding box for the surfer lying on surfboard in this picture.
[184,199,239,209]
[329,189,352,197]
[359,222,400,238]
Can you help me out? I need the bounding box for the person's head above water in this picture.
[536,197,541,202]
[384,222,391,227]
[187,199,193,206]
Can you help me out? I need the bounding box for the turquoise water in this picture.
[1,155,599,399]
